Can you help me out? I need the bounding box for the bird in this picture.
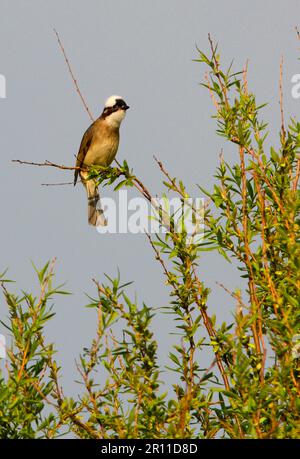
[74,95,129,226]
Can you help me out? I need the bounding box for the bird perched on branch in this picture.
[74,95,129,226]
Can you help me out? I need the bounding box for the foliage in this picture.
[0,38,299,438]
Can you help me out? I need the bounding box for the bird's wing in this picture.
[74,123,94,186]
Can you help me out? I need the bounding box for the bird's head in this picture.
[102,95,129,128]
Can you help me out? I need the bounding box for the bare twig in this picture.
[199,357,218,383]
[41,181,78,186]
[53,28,94,122]
[12,159,81,171]
[216,281,248,311]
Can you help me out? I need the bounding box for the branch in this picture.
[12,159,81,171]
[41,181,77,187]
[279,56,286,141]
[53,28,94,122]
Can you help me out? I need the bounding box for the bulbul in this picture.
[74,95,129,226]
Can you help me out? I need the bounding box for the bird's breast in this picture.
[84,132,119,167]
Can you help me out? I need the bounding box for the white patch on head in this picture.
[104,95,127,128]
[105,95,124,108]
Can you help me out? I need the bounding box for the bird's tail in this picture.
[85,178,107,227]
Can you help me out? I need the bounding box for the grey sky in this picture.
[0,0,299,396]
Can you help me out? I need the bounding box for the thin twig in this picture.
[42,181,77,186]
[216,281,248,311]
[242,59,249,95]
[12,159,81,171]
[204,71,220,111]
[208,33,229,108]
[53,28,94,122]
[199,357,218,383]
[279,56,286,141]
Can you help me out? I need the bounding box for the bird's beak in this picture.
[123,104,130,110]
